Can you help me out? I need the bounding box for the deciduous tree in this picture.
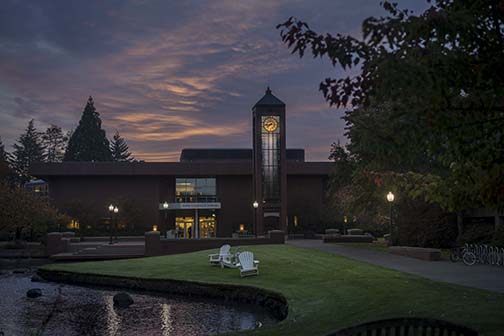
[277,0,504,212]
[42,124,68,162]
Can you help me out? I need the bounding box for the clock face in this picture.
[263,117,278,132]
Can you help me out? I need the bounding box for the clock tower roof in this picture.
[253,87,285,108]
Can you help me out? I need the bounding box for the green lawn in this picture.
[42,244,504,335]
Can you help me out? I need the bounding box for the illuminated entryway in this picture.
[175,217,194,238]
[173,213,217,238]
[199,216,216,238]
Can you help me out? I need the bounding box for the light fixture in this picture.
[212,213,216,217]
[387,192,395,203]
[239,224,245,231]
[153,225,158,232]
[163,201,169,209]
[108,204,114,212]
[253,201,259,208]
[113,206,119,213]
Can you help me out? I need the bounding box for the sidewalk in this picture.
[287,239,504,293]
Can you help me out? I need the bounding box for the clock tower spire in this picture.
[252,87,287,235]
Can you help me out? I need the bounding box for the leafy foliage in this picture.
[10,120,46,184]
[278,0,504,213]
[64,96,112,162]
[42,124,68,162]
[0,182,70,240]
[110,131,134,162]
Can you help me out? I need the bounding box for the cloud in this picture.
[0,0,429,161]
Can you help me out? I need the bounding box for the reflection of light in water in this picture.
[161,303,174,335]
[240,313,256,330]
[217,306,233,333]
[105,295,120,335]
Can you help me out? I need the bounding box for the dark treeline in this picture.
[0,96,135,185]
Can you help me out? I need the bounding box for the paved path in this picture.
[287,239,504,293]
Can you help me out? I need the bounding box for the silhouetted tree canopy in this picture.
[10,120,45,183]
[0,137,8,162]
[278,0,504,212]
[64,96,112,162]
[42,124,68,163]
[110,131,134,162]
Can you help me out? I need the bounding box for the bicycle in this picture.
[449,244,476,266]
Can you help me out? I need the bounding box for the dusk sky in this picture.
[0,0,427,162]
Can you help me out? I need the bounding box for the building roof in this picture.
[180,148,304,162]
[253,87,285,108]
[31,161,334,178]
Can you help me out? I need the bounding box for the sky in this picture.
[0,0,428,162]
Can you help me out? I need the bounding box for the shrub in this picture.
[396,199,458,248]
[459,223,494,245]
[491,225,504,247]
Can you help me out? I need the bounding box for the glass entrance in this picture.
[175,217,193,238]
[199,216,216,238]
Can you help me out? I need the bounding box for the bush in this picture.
[396,199,458,248]
[491,225,504,247]
[459,223,494,245]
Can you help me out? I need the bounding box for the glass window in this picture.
[176,178,216,202]
[261,116,280,201]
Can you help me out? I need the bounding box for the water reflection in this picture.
[0,273,277,336]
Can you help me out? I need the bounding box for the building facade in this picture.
[32,89,334,237]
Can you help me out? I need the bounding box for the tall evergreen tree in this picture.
[11,120,46,183]
[64,96,112,161]
[110,131,134,162]
[0,137,8,162]
[42,124,68,163]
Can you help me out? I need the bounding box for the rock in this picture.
[27,288,42,298]
[113,292,134,308]
[31,274,44,282]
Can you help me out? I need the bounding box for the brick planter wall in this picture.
[145,230,285,257]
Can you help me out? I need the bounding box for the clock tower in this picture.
[252,87,287,235]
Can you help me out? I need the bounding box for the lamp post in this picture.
[253,201,259,237]
[108,204,115,244]
[386,192,395,245]
[113,206,119,242]
[343,215,348,235]
[163,201,169,237]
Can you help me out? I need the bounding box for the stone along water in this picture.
[0,273,277,336]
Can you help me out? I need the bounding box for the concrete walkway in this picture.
[288,239,504,293]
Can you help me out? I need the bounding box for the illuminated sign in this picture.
[159,202,221,210]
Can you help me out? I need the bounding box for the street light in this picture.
[108,204,115,244]
[162,201,169,237]
[108,205,119,244]
[386,192,395,245]
[253,201,259,237]
[343,215,348,235]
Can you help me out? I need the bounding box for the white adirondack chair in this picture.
[238,251,259,277]
[208,244,231,266]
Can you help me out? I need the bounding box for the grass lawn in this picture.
[42,244,503,335]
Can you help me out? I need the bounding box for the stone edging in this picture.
[37,269,288,320]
